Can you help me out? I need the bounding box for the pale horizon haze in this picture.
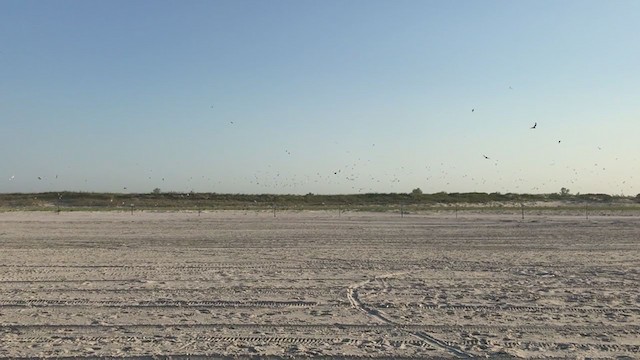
[1,1,639,195]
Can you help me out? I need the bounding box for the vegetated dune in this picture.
[1,191,638,213]
[0,210,638,358]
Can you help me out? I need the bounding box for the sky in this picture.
[1,0,639,195]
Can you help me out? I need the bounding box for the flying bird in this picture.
[483,155,490,159]
[530,122,537,129]
[471,109,475,112]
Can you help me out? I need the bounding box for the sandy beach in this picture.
[0,210,638,358]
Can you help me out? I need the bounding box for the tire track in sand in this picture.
[347,271,473,358]
[0,299,317,308]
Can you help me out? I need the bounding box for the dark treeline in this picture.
[0,191,638,210]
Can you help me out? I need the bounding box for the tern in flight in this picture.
[531,122,537,129]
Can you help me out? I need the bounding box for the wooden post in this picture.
[273,203,276,218]
[455,204,458,219]
[400,203,404,218]
[585,203,589,220]
[521,203,524,220]
[130,204,134,215]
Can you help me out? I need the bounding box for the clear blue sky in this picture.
[1,0,639,195]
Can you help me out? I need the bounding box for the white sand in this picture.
[0,210,638,358]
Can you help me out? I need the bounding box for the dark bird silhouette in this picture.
[483,155,490,159]
[471,109,475,112]
[530,122,537,129]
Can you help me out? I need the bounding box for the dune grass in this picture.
[1,191,639,215]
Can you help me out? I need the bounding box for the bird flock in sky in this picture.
[4,88,637,196]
